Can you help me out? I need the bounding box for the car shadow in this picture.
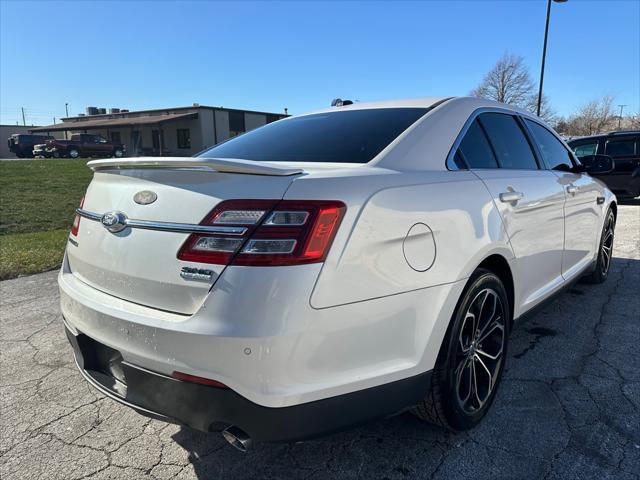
[170,256,639,479]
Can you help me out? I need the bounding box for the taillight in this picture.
[177,199,346,266]
[70,196,84,236]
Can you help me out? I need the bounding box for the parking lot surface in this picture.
[1,204,638,480]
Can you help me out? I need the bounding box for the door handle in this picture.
[566,185,578,195]
[499,191,524,203]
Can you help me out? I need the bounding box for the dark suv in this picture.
[8,134,54,158]
[568,131,640,198]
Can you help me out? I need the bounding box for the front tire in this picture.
[69,148,79,159]
[583,208,615,284]
[412,269,510,431]
[113,148,124,158]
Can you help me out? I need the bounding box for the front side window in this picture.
[605,138,636,157]
[571,141,598,157]
[524,119,574,171]
[478,113,538,170]
[177,129,191,149]
[199,108,429,163]
[457,119,498,169]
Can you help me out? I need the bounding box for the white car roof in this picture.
[302,96,533,117]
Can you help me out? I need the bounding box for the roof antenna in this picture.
[331,98,354,107]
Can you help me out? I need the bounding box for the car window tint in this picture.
[198,108,429,163]
[478,113,538,170]
[605,138,636,157]
[457,119,498,169]
[572,142,598,157]
[524,119,574,171]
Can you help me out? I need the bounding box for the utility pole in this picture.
[54,117,56,125]
[21,107,26,126]
[617,104,627,130]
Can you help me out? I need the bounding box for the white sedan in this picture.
[59,97,616,450]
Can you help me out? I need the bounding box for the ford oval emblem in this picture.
[101,211,128,233]
[133,190,158,205]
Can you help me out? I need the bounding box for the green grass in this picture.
[0,229,69,280]
[0,159,93,235]
[0,159,93,279]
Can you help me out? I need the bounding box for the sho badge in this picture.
[133,190,158,205]
[180,267,214,281]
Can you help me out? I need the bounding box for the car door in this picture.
[456,112,566,313]
[524,119,602,279]
[603,135,640,196]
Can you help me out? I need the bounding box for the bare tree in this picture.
[471,53,534,105]
[470,53,555,122]
[559,96,617,136]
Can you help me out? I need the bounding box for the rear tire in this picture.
[113,148,124,158]
[583,208,615,284]
[69,148,79,159]
[412,269,510,431]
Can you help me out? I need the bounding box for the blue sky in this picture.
[1,0,638,126]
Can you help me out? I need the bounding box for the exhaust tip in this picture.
[222,426,252,452]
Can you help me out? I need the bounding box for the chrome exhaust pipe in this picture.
[222,426,252,452]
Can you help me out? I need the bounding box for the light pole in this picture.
[617,104,627,130]
[537,0,568,117]
[64,103,69,139]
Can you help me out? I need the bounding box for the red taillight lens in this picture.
[70,196,84,236]
[177,199,346,267]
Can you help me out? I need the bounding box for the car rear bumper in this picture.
[65,324,432,442]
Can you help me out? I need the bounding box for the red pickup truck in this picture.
[44,133,126,158]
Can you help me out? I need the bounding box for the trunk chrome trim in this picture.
[75,208,247,235]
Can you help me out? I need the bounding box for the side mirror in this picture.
[577,154,615,174]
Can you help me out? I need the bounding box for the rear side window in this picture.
[605,138,636,157]
[572,141,598,157]
[199,108,429,163]
[478,113,539,170]
[457,119,498,169]
[524,119,574,171]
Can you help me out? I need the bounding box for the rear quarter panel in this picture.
[285,169,514,309]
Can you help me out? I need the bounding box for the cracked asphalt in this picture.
[1,204,639,480]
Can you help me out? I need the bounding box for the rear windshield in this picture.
[198,108,429,163]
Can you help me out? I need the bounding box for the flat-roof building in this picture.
[31,104,287,157]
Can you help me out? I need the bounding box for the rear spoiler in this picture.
[87,157,304,176]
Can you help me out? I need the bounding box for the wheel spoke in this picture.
[459,313,475,353]
[472,361,482,408]
[477,290,496,335]
[456,357,473,405]
[479,316,503,343]
[477,344,503,361]
[476,353,499,392]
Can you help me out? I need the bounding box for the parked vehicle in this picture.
[60,97,616,450]
[7,134,53,158]
[568,131,640,198]
[45,133,125,159]
[33,142,52,158]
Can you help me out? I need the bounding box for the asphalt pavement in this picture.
[1,205,638,480]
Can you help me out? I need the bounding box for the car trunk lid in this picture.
[67,158,300,314]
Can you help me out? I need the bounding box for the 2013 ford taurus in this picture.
[60,97,617,450]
